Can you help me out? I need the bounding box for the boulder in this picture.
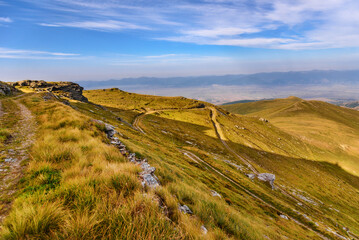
[178,204,193,214]
[210,190,222,198]
[201,226,208,234]
[258,173,275,189]
[259,118,269,123]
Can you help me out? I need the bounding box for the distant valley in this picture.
[77,70,359,104]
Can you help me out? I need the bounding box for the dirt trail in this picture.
[0,99,36,223]
[133,113,146,134]
[209,107,259,174]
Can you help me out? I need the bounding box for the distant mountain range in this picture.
[77,70,359,89]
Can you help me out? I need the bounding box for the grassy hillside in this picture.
[222,97,359,176]
[1,90,359,239]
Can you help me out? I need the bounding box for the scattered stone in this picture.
[4,158,16,163]
[141,173,160,188]
[259,118,269,123]
[210,190,221,198]
[179,204,193,214]
[98,119,160,189]
[326,227,348,240]
[201,225,208,234]
[257,173,276,189]
[302,214,312,222]
[280,214,289,220]
[224,160,244,171]
[293,192,318,206]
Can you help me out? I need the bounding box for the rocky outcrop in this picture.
[10,80,88,102]
[257,173,276,189]
[94,120,160,188]
[0,82,19,96]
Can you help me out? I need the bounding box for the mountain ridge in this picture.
[77,69,359,89]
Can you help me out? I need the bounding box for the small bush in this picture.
[64,211,100,239]
[1,201,67,239]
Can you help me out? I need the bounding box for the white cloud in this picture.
[0,47,81,59]
[0,17,12,23]
[182,27,260,38]
[39,20,150,31]
[22,0,359,49]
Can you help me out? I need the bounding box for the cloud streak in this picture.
[0,47,81,59]
[39,20,150,31]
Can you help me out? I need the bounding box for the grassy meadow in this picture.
[1,90,359,239]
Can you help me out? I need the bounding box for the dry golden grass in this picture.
[2,91,359,239]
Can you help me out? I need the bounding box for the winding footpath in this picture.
[209,107,259,174]
[0,97,36,223]
[133,106,338,239]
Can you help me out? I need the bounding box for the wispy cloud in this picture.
[110,54,231,66]
[144,54,185,59]
[0,47,81,59]
[0,17,12,23]
[39,20,150,31]
[20,0,359,49]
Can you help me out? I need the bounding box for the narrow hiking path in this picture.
[0,97,36,223]
[133,113,147,134]
[209,107,259,174]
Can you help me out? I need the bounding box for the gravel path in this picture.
[0,99,36,223]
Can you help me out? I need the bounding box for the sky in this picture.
[1,0,359,81]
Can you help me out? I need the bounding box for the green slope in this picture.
[1,90,359,239]
[223,97,359,175]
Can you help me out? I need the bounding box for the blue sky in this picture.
[1,0,359,81]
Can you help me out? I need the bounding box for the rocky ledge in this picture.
[0,81,19,96]
[9,80,88,102]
